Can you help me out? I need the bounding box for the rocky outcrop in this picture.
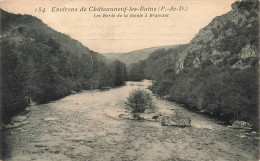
[157,112,191,127]
[230,120,252,130]
[4,115,30,129]
[239,44,257,58]
[174,0,259,72]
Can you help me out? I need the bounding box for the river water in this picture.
[2,80,259,161]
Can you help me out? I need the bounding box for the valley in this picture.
[0,0,259,160]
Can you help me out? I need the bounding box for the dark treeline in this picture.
[128,0,259,129]
[150,61,258,126]
[0,9,127,120]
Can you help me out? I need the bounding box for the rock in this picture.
[132,113,144,120]
[139,113,155,121]
[25,107,30,111]
[35,144,45,147]
[119,113,146,120]
[240,44,257,58]
[231,121,252,130]
[29,106,38,111]
[152,115,159,119]
[199,109,208,113]
[4,121,29,129]
[193,57,200,68]
[12,115,28,122]
[162,95,174,101]
[238,134,247,138]
[118,114,135,120]
[71,90,77,94]
[43,117,59,121]
[158,113,191,127]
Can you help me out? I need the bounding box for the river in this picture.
[1,80,259,161]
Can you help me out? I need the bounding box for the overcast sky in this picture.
[1,0,236,53]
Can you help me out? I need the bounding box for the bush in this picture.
[127,89,154,113]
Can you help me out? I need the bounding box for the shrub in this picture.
[127,89,154,113]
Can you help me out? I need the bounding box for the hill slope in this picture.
[103,45,177,65]
[129,0,259,128]
[0,9,127,119]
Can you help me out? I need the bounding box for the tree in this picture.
[1,40,28,118]
[127,89,154,113]
[111,60,127,86]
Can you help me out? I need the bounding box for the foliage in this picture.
[236,0,259,11]
[1,40,29,118]
[110,60,127,86]
[151,64,258,125]
[0,9,127,120]
[128,63,145,81]
[127,89,154,113]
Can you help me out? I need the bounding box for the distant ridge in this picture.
[102,45,178,65]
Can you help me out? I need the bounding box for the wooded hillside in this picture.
[0,9,127,120]
[128,0,259,128]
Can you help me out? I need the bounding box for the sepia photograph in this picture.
[0,0,259,160]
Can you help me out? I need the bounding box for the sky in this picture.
[0,0,237,53]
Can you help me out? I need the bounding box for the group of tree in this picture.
[0,9,127,120]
